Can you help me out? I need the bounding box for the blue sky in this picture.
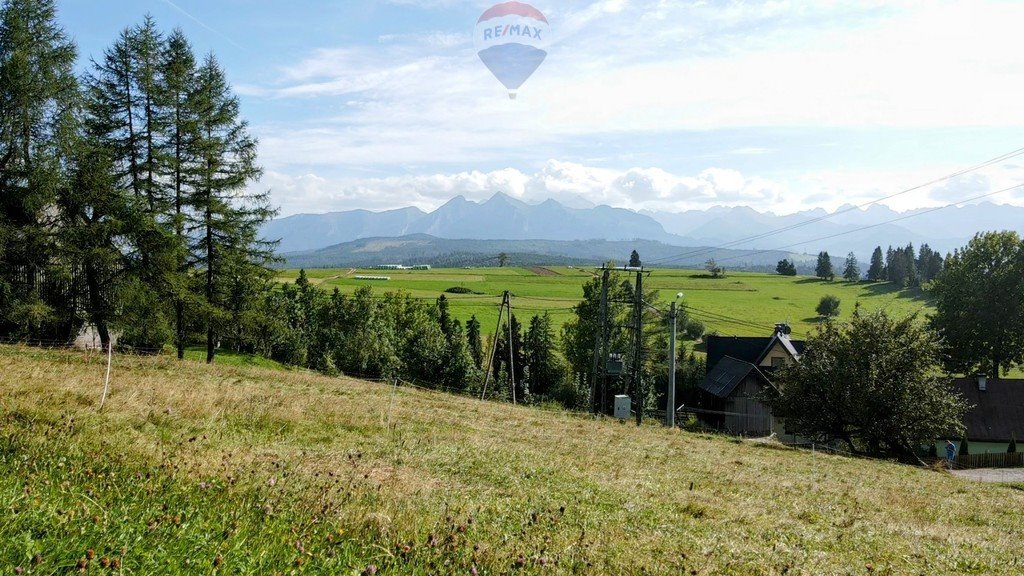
[58,1,1024,216]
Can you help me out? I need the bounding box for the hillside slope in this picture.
[2,346,1022,575]
[281,235,808,270]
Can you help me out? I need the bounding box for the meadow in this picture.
[2,345,1023,575]
[275,267,933,340]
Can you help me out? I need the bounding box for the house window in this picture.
[771,357,785,368]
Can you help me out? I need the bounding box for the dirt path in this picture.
[528,266,559,277]
[951,468,1024,483]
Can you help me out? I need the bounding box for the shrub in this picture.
[444,286,474,294]
[816,295,841,318]
[1009,434,1017,454]
[684,319,706,341]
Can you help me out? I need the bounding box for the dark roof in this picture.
[699,356,770,399]
[706,334,805,370]
[951,378,1024,442]
[754,332,803,366]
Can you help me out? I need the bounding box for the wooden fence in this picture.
[955,452,1023,469]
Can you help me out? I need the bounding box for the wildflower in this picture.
[111,557,122,569]
[86,549,95,560]
[267,477,277,487]
[100,557,111,568]
[14,568,24,575]
[31,554,42,566]
[75,558,88,572]
[213,555,223,568]
[470,566,478,576]
[362,565,378,575]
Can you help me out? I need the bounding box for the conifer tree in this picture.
[0,0,79,340]
[84,18,175,349]
[58,139,131,349]
[524,312,561,398]
[867,246,885,281]
[466,314,483,368]
[815,251,834,281]
[159,28,200,358]
[188,54,275,363]
[842,252,860,282]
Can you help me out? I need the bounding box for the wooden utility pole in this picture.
[590,267,610,414]
[633,268,644,426]
[507,292,517,405]
[480,291,509,401]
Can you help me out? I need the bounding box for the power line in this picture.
[647,146,1024,266]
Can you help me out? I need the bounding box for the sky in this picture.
[58,0,1024,217]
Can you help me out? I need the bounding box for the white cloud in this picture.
[260,161,792,216]
[240,0,1024,172]
[257,156,1024,218]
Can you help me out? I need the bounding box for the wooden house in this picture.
[695,325,804,436]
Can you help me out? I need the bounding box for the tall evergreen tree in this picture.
[524,312,561,398]
[815,251,834,280]
[867,246,884,281]
[0,0,79,340]
[188,54,275,363]
[629,250,641,268]
[83,18,176,349]
[58,139,131,349]
[159,28,199,359]
[466,314,483,368]
[842,252,860,282]
[436,294,453,340]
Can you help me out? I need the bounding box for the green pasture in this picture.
[276,267,933,340]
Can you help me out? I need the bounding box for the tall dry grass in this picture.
[1,344,1022,575]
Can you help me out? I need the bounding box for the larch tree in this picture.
[0,0,79,340]
[158,28,200,359]
[188,54,275,363]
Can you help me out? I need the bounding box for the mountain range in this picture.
[263,193,1024,265]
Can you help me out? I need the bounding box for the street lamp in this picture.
[667,292,683,428]
[644,292,684,428]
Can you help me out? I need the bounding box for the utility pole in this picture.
[507,292,517,405]
[666,299,678,428]
[480,290,509,401]
[633,268,644,426]
[590,267,610,415]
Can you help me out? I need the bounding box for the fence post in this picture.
[99,342,113,410]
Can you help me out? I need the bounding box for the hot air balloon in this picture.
[474,2,549,99]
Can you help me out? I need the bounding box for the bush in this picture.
[444,286,474,294]
[684,319,706,341]
[1009,434,1017,454]
[816,295,841,318]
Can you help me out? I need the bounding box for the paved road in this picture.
[951,468,1024,483]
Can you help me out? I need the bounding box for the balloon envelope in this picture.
[474,2,549,97]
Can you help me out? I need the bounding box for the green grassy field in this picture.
[276,267,932,340]
[2,345,1023,575]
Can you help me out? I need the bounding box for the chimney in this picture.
[976,374,987,392]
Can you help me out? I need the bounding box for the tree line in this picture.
[0,2,273,362]
[776,243,946,285]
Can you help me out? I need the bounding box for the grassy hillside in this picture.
[275,267,932,340]
[3,346,1023,575]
